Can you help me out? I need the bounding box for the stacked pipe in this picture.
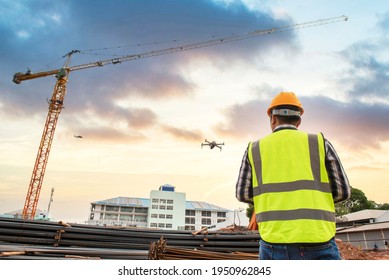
[0,217,259,260]
[0,244,147,260]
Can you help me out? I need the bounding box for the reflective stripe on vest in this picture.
[249,131,336,244]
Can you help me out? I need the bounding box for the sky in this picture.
[0,0,388,223]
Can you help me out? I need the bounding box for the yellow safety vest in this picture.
[248,129,335,244]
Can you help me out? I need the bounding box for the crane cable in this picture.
[70,15,348,72]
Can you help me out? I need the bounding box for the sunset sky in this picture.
[1,0,388,223]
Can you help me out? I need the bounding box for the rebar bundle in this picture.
[0,217,259,260]
[149,237,258,260]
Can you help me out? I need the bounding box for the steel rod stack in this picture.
[0,217,259,260]
[149,237,258,260]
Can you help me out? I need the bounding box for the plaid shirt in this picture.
[235,125,351,205]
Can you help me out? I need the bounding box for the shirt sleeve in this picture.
[324,138,351,203]
[235,145,254,205]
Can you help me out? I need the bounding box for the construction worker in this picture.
[235,91,351,260]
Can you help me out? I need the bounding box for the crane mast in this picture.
[21,53,75,220]
[14,16,348,220]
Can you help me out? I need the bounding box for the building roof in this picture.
[186,201,231,212]
[377,211,389,223]
[92,197,150,207]
[91,197,231,212]
[337,221,389,233]
[338,209,388,222]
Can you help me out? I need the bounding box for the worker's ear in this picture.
[270,114,277,127]
[295,118,301,128]
[269,114,278,131]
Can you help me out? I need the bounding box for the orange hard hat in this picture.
[267,91,304,116]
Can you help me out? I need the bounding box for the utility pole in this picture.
[47,187,54,216]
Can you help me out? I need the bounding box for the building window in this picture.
[186,210,195,216]
[135,208,147,213]
[160,199,166,204]
[105,213,118,220]
[152,198,159,203]
[217,219,226,223]
[166,224,172,228]
[202,211,211,217]
[100,213,104,219]
[119,215,132,221]
[201,218,211,225]
[152,205,158,209]
[121,207,134,213]
[167,206,173,210]
[150,223,157,227]
[151,214,158,218]
[166,214,173,219]
[167,199,173,204]
[159,205,166,210]
[217,212,226,218]
[159,214,165,219]
[106,206,119,212]
[158,223,165,228]
[134,215,146,222]
[185,217,195,224]
[185,225,195,231]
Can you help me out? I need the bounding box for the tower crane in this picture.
[13,16,348,220]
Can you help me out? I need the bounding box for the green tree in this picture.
[335,187,376,215]
[246,204,254,219]
[376,203,389,210]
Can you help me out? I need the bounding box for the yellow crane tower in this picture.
[13,16,348,220]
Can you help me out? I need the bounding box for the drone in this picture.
[74,135,83,138]
[201,139,224,151]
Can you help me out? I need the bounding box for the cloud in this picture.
[378,11,389,30]
[0,0,302,152]
[119,67,197,99]
[1,0,296,116]
[0,1,69,63]
[339,44,389,104]
[161,124,204,142]
[214,84,282,140]
[66,125,146,143]
[301,96,389,149]
[215,11,389,151]
[215,93,389,150]
[61,103,159,140]
[335,12,389,104]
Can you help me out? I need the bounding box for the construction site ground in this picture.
[336,239,389,260]
[223,226,389,260]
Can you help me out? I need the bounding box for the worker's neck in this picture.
[272,124,298,132]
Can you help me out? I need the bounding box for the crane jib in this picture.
[13,15,348,85]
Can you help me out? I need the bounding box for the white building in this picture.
[148,184,186,230]
[87,184,238,230]
[88,197,149,228]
